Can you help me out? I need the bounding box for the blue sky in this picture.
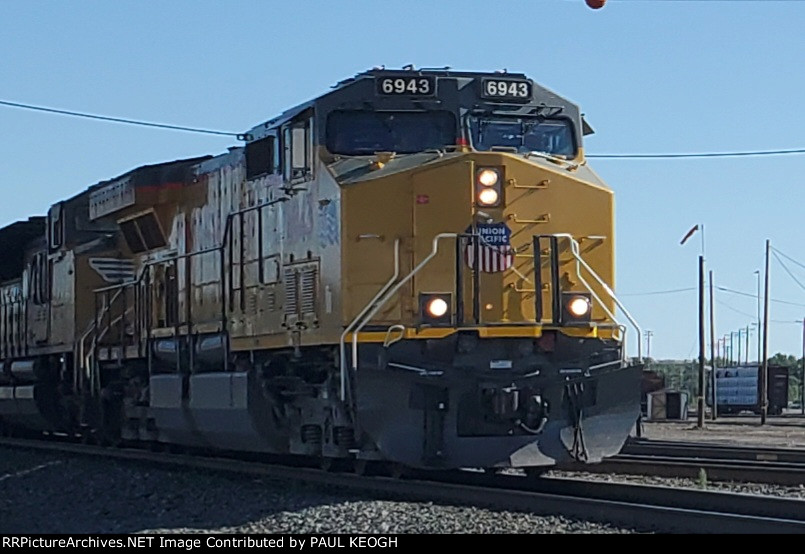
[2,0,805,360]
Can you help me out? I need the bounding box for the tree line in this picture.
[642,354,803,406]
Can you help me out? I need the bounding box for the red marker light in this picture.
[456,137,469,146]
[586,0,606,9]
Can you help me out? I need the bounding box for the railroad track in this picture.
[624,438,805,464]
[2,437,805,533]
[557,438,805,485]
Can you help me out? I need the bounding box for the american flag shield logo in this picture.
[463,223,514,273]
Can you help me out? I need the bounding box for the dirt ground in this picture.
[639,414,805,449]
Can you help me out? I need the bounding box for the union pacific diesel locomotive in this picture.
[0,68,643,471]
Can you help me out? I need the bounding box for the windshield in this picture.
[470,117,576,157]
[326,110,457,155]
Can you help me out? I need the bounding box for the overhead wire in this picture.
[619,287,696,296]
[771,246,805,273]
[716,285,805,308]
[771,250,805,294]
[715,298,797,325]
[0,99,244,138]
[588,148,805,159]
[2,98,805,157]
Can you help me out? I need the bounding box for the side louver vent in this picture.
[284,269,298,316]
[300,267,317,316]
[282,263,319,325]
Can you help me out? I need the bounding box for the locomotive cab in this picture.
[238,68,643,467]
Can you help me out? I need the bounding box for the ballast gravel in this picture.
[0,446,633,534]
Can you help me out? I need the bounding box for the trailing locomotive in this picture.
[0,68,643,471]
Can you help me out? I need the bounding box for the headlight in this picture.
[427,297,449,318]
[475,166,503,207]
[567,296,591,317]
[477,168,499,187]
[561,292,592,324]
[477,188,499,206]
[420,293,452,325]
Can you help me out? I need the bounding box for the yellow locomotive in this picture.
[0,68,642,471]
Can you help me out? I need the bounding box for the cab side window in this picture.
[246,134,281,179]
[283,114,313,182]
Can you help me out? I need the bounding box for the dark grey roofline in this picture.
[243,67,535,140]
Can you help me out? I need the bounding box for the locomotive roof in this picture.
[88,155,213,192]
[244,67,587,142]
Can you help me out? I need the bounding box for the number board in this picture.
[375,76,436,96]
[480,78,532,101]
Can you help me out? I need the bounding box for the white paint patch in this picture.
[0,460,62,483]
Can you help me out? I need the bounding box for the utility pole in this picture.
[645,330,653,360]
[730,332,735,365]
[709,269,717,420]
[801,319,804,415]
[745,325,750,365]
[737,329,742,367]
[679,223,705,426]
[755,269,761,365]
[698,255,706,428]
[761,240,771,425]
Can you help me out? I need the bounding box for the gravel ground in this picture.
[545,470,805,499]
[0,447,635,534]
[640,417,805,449]
[535,416,805,499]
[6,419,805,534]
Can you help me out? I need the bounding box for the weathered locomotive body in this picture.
[0,69,642,470]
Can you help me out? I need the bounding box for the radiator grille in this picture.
[300,268,317,316]
[284,269,298,316]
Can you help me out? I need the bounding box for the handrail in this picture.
[551,233,642,362]
[76,287,123,392]
[339,239,400,401]
[92,197,288,294]
[77,197,288,396]
[345,233,457,400]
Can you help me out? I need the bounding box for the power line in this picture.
[715,298,797,324]
[4,98,805,157]
[620,287,696,296]
[716,298,756,319]
[771,250,805,294]
[716,285,805,308]
[0,99,245,138]
[588,148,805,159]
[771,246,805,273]
[620,284,805,305]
